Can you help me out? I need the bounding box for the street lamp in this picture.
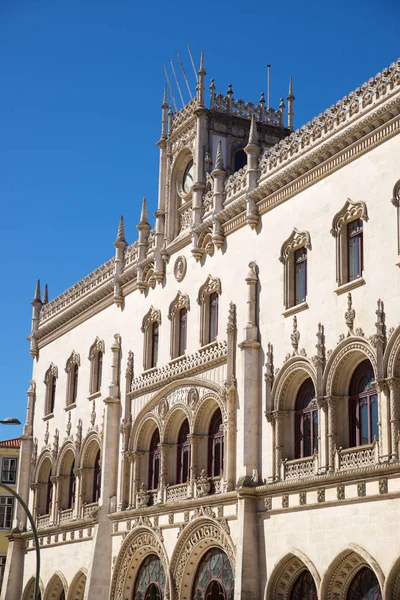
[1,417,40,600]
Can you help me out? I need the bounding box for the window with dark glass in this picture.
[233,148,247,173]
[208,409,224,477]
[295,379,318,459]
[1,458,17,484]
[209,293,219,343]
[290,570,318,600]
[0,555,6,591]
[347,567,382,600]
[92,450,101,503]
[67,460,76,509]
[151,323,159,368]
[176,420,190,484]
[70,364,78,405]
[45,472,52,515]
[294,248,307,305]
[192,548,234,600]
[178,308,187,356]
[347,218,363,282]
[148,429,160,491]
[350,360,378,447]
[95,352,103,393]
[49,376,56,413]
[0,498,14,529]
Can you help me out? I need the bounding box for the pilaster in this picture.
[388,377,400,460]
[234,488,260,600]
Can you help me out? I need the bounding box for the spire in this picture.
[247,113,259,146]
[162,85,168,109]
[42,284,49,305]
[214,139,224,171]
[196,50,206,108]
[32,279,42,306]
[116,215,126,243]
[140,197,148,224]
[287,75,295,130]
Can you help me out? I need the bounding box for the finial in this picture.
[259,92,265,105]
[139,197,149,224]
[42,284,49,305]
[227,83,233,96]
[162,85,168,109]
[214,139,224,171]
[199,50,205,73]
[345,292,355,335]
[32,279,42,306]
[247,113,259,146]
[115,215,126,243]
[265,343,274,383]
[196,51,206,108]
[287,76,295,130]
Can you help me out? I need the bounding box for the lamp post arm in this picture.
[0,482,40,600]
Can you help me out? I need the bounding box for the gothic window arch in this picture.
[65,351,80,406]
[192,548,234,600]
[36,458,53,517]
[176,419,190,484]
[331,198,368,288]
[148,429,161,492]
[295,379,318,459]
[142,307,162,370]
[88,338,105,395]
[208,409,224,478]
[349,360,378,447]
[233,147,247,173]
[168,292,190,359]
[391,179,400,255]
[92,450,101,503]
[133,554,166,600]
[280,229,311,311]
[44,364,58,416]
[290,570,318,600]
[347,566,382,599]
[80,438,102,505]
[198,276,222,346]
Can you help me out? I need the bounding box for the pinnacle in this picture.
[288,75,294,99]
[214,139,224,171]
[199,50,205,74]
[33,279,41,303]
[42,284,49,305]
[248,113,259,146]
[115,215,126,244]
[162,85,168,109]
[140,197,149,224]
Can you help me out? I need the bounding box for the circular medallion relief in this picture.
[174,256,187,282]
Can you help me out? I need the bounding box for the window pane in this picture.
[360,401,369,446]
[348,219,363,282]
[294,248,307,305]
[179,308,187,356]
[152,323,159,367]
[209,293,218,342]
[370,395,379,442]
[313,411,319,453]
[214,439,221,477]
[303,414,311,457]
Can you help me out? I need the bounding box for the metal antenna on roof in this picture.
[186,42,198,83]
[267,64,271,111]
[169,58,185,108]
[176,49,193,99]
[163,65,177,112]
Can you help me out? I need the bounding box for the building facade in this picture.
[2,54,400,600]
[0,439,20,593]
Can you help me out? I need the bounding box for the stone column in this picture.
[225,302,237,491]
[274,411,288,480]
[327,397,339,472]
[375,380,390,461]
[234,489,260,600]
[317,398,328,473]
[51,476,60,524]
[188,434,199,498]
[73,467,81,519]
[130,451,142,508]
[388,378,400,460]
[158,443,169,504]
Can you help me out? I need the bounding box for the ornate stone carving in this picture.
[317,488,325,503]
[226,302,236,334]
[345,293,355,335]
[299,491,307,506]
[197,274,222,305]
[168,291,190,320]
[280,228,311,263]
[158,397,169,420]
[65,350,80,373]
[264,497,272,511]
[187,388,199,410]
[337,485,345,501]
[44,422,49,446]
[291,316,300,354]
[125,350,134,379]
[66,411,72,437]
[282,494,289,508]
[196,470,211,498]
[136,483,150,508]
[174,255,187,282]
[379,477,388,494]
[357,481,366,497]
[88,337,105,361]
[141,306,162,332]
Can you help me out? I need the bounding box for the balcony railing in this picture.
[166,483,189,503]
[280,454,318,481]
[59,508,73,524]
[334,441,378,471]
[82,502,99,519]
[37,514,50,529]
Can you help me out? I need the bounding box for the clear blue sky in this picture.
[0,0,399,438]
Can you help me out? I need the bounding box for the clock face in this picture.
[182,160,194,194]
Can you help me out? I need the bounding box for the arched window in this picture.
[149,429,161,491]
[177,420,190,484]
[208,409,224,477]
[44,364,58,416]
[350,360,378,447]
[45,471,52,515]
[151,323,159,368]
[209,292,219,343]
[67,460,76,509]
[178,307,187,356]
[233,148,247,173]
[92,450,101,503]
[295,379,318,459]
[290,570,318,600]
[192,548,234,600]
[133,554,165,600]
[347,566,382,599]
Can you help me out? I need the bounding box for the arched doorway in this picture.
[192,548,234,599]
[133,554,165,600]
[346,567,382,599]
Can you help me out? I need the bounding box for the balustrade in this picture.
[334,441,379,471]
[280,454,318,481]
